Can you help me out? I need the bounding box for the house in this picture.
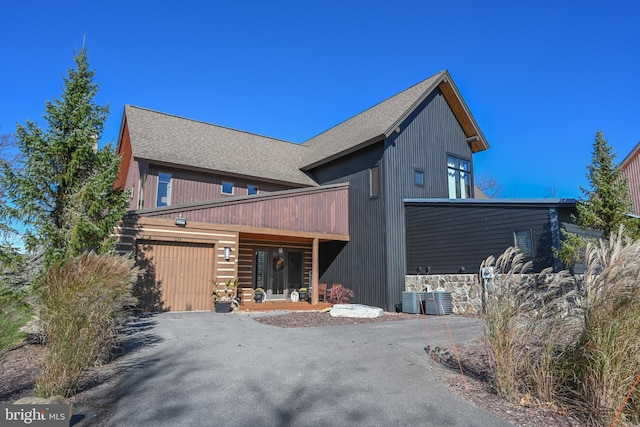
[621,141,640,215]
[115,70,492,312]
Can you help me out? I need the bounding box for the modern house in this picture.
[115,70,568,312]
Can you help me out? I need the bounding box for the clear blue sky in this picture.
[1,0,638,199]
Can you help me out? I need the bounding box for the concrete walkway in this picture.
[106,312,512,427]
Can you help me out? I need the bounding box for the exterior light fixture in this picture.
[175,216,187,227]
[224,246,231,261]
[278,246,283,254]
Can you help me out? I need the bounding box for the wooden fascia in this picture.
[437,77,490,153]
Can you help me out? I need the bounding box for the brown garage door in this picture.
[136,240,214,312]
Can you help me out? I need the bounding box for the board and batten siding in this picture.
[382,89,474,308]
[142,165,297,209]
[405,204,565,274]
[621,145,640,215]
[133,184,349,238]
[310,143,386,309]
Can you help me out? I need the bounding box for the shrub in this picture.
[36,252,139,397]
[559,226,640,425]
[328,284,354,304]
[0,282,31,356]
[482,226,640,425]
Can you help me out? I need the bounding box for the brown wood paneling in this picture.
[115,118,132,189]
[622,149,640,215]
[138,184,349,238]
[136,240,215,312]
[144,165,296,208]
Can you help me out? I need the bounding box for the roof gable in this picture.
[300,70,489,169]
[119,71,489,184]
[123,106,317,186]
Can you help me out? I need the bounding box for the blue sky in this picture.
[1,0,638,199]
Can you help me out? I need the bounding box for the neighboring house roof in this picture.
[621,141,640,169]
[301,70,489,170]
[123,105,317,187]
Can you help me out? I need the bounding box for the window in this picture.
[514,230,534,257]
[248,185,258,195]
[447,155,471,199]
[370,165,380,197]
[222,181,233,195]
[156,173,171,207]
[414,169,425,186]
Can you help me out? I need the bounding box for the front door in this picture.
[255,250,303,299]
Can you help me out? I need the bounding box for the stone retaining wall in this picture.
[405,274,482,315]
[405,273,578,315]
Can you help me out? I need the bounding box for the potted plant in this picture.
[298,287,308,301]
[212,278,239,313]
[254,287,265,303]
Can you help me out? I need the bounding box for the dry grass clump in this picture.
[482,225,640,426]
[36,252,138,397]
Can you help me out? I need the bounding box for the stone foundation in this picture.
[405,274,481,315]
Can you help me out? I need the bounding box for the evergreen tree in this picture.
[555,130,637,269]
[576,130,633,238]
[2,47,128,266]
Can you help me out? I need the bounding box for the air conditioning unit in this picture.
[401,291,427,314]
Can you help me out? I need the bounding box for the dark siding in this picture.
[382,89,473,308]
[310,143,386,308]
[405,204,557,274]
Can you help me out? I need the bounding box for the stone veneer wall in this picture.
[405,274,482,315]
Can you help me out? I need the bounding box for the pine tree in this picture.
[576,130,633,238]
[2,46,128,266]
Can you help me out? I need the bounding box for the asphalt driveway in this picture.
[106,312,512,427]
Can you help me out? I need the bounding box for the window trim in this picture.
[156,172,171,207]
[222,181,234,195]
[513,229,534,258]
[414,169,425,187]
[369,165,380,198]
[447,154,472,199]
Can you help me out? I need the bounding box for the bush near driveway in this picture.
[36,252,139,397]
[482,226,640,425]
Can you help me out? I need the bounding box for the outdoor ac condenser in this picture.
[401,291,427,314]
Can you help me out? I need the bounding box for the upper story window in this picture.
[248,185,258,195]
[447,155,471,199]
[414,169,425,186]
[156,172,171,207]
[370,165,380,198]
[222,181,234,195]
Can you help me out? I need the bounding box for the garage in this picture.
[136,240,215,311]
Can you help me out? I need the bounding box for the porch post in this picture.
[311,237,319,305]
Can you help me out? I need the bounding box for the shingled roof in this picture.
[301,70,488,169]
[123,105,317,186]
[121,70,488,183]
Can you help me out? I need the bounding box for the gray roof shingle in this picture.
[123,70,486,183]
[124,105,317,186]
[300,71,446,169]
